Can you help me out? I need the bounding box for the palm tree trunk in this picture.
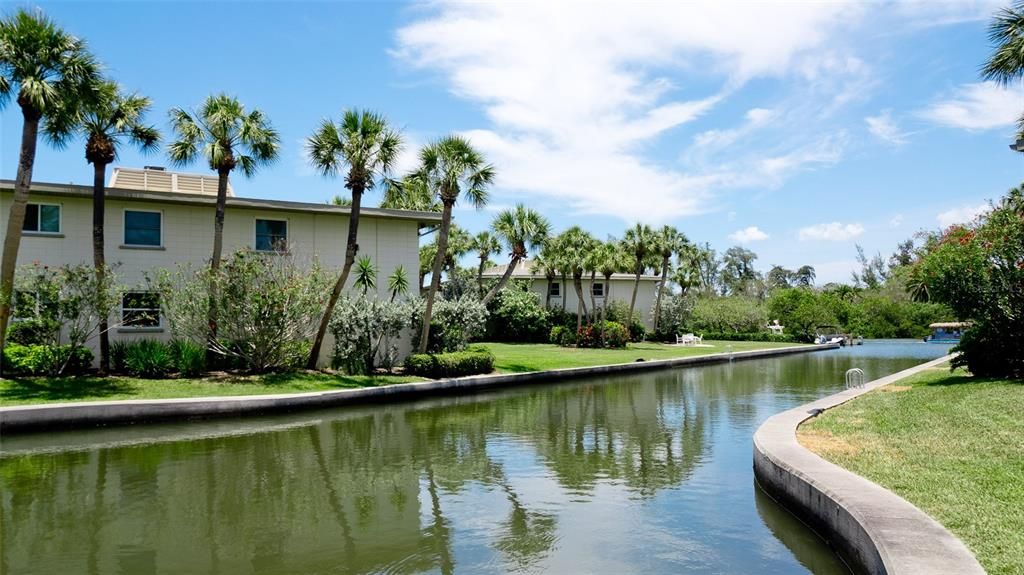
[477,256,487,296]
[308,186,363,368]
[573,272,587,332]
[560,272,567,312]
[419,200,453,353]
[93,162,110,374]
[545,275,552,309]
[481,256,520,305]
[589,270,597,325]
[628,261,641,326]
[205,167,231,365]
[653,255,669,336]
[0,111,40,376]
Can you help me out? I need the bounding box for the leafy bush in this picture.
[2,343,93,376]
[404,348,495,378]
[653,293,696,341]
[691,296,767,334]
[766,288,837,343]
[698,332,796,343]
[601,321,630,348]
[576,321,629,348]
[412,295,488,353]
[603,300,646,340]
[123,339,174,378]
[6,318,59,346]
[486,287,551,343]
[331,295,416,375]
[169,339,206,377]
[549,325,574,346]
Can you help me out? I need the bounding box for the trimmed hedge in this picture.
[696,331,797,343]
[405,348,495,378]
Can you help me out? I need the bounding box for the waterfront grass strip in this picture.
[799,367,1024,575]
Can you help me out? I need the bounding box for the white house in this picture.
[480,259,662,328]
[0,167,441,366]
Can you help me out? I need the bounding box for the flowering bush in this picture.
[575,321,629,349]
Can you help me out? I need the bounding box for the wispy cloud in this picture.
[728,226,770,243]
[936,203,988,227]
[919,82,1024,130]
[799,222,865,241]
[865,110,909,145]
[889,214,904,228]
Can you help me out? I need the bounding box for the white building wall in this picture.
[522,276,660,328]
[1,192,423,366]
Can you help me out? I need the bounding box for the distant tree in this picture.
[721,246,759,295]
[413,136,494,353]
[471,231,502,295]
[304,109,401,368]
[767,288,837,342]
[64,80,159,373]
[559,227,598,331]
[329,195,352,207]
[766,265,794,290]
[889,239,915,268]
[794,265,816,287]
[380,175,442,212]
[482,205,549,305]
[620,223,658,323]
[0,9,101,371]
[851,244,888,289]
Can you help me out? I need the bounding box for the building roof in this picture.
[109,166,231,196]
[481,258,661,281]
[0,178,442,224]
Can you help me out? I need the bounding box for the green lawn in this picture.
[799,367,1024,575]
[478,340,801,373]
[0,372,420,407]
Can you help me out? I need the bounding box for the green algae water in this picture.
[1,341,950,574]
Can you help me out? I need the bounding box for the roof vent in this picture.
[109,167,232,196]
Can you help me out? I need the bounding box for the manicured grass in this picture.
[478,340,802,373]
[0,372,421,406]
[799,367,1024,575]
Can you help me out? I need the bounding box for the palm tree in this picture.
[419,243,436,295]
[533,250,558,309]
[69,80,159,373]
[0,9,100,370]
[652,226,688,334]
[595,241,626,323]
[167,94,278,355]
[482,205,550,305]
[380,175,441,212]
[443,225,473,279]
[304,110,401,368]
[471,231,501,295]
[558,227,597,331]
[354,256,377,295]
[984,3,1024,142]
[414,136,495,353]
[620,223,657,326]
[387,266,409,302]
[794,265,816,287]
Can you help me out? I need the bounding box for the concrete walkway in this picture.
[1,343,836,433]
[753,354,985,575]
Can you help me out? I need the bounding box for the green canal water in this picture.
[1,341,951,574]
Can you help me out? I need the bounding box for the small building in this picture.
[0,167,441,366]
[480,258,662,328]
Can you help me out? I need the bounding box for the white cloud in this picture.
[936,203,988,227]
[889,214,904,228]
[799,222,865,241]
[865,111,909,145]
[728,226,770,243]
[919,82,1024,130]
[394,1,863,222]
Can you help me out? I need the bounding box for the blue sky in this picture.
[3,1,1023,283]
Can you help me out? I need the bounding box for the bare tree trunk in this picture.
[205,167,232,366]
[545,275,552,309]
[653,254,669,336]
[477,255,487,296]
[419,200,453,353]
[0,111,40,376]
[560,272,567,312]
[308,185,363,368]
[628,260,642,327]
[93,162,110,374]
[589,270,597,325]
[573,272,587,332]
[481,255,520,305]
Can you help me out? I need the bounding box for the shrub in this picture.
[699,332,797,343]
[549,325,574,346]
[412,295,488,353]
[331,295,416,375]
[575,321,630,349]
[6,318,59,346]
[2,343,92,376]
[653,293,696,342]
[404,348,495,378]
[169,339,206,377]
[123,339,174,378]
[486,287,551,343]
[601,321,630,348]
[691,296,767,334]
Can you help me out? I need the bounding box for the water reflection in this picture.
[1,341,948,574]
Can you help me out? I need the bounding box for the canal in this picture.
[0,341,951,574]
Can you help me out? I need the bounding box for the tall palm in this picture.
[620,223,657,326]
[69,80,159,372]
[533,250,558,309]
[471,231,501,296]
[595,241,626,320]
[983,2,1024,141]
[168,94,279,269]
[0,9,100,371]
[482,205,550,305]
[795,265,816,287]
[305,110,402,368]
[414,136,494,353]
[559,227,596,331]
[652,226,688,334]
[167,94,278,353]
[381,175,442,212]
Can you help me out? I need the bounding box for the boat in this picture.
[924,322,968,343]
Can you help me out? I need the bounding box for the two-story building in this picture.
[0,166,441,366]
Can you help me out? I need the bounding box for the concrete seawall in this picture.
[753,354,984,575]
[1,343,835,433]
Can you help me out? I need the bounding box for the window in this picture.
[121,292,161,328]
[124,210,162,246]
[23,203,61,234]
[591,282,604,297]
[255,219,288,252]
[12,290,57,321]
[549,282,561,297]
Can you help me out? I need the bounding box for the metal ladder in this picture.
[845,368,865,389]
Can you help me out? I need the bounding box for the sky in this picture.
[2,0,1023,284]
